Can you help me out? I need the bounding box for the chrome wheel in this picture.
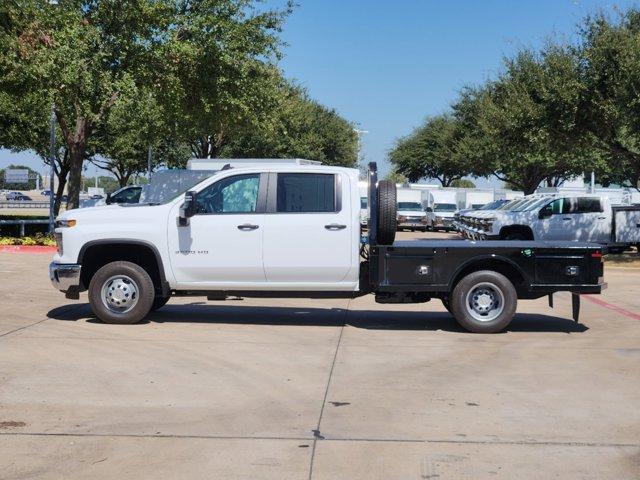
[101,275,139,314]
[465,282,504,322]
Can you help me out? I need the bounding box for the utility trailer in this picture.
[610,205,640,253]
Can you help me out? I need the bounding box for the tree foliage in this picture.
[0,0,292,208]
[220,85,358,166]
[389,114,483,186]
[390,8,640,194]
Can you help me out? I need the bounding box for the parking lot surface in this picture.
[1,232,639,479]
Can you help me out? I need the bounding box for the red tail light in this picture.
[591,251,602,258]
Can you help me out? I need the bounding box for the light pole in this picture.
[48,104,56,233]
[354,128,368,178]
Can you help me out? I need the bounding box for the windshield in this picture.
[480,200,505,210]
[398,202,422,211]
[518,197,552,211]
[511,197,550,212]
[498,198,526,210]
[139,169,219,205]
[434,203,457,212]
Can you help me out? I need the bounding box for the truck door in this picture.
[262,172,355,286]
[573,197,610,243]
[167,173,267,286]
[537,198,572,240]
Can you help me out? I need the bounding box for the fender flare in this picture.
[77,239,169,295]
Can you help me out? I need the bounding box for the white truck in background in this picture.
[425,190,458,231]
[457,194,640,253]
[396,188,427,231]
[465,190,494,210]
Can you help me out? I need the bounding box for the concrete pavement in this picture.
[0,242,639,479]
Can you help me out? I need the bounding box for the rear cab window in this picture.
[275,173,337,213]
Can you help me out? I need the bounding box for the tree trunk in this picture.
[53,164,69,216]
[66,146,84,210]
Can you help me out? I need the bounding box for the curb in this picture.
[0,245,56,254]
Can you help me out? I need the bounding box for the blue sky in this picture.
[1,0,635,185]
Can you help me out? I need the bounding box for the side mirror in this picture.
[105,193,112,205]
[426,207,433,213]
[539,207,552,219]
[179,190,198,226]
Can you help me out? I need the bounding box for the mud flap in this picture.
[571,292,581,322]
[548,293,554,308]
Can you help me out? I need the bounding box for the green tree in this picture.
[91,82,190,187]
[577,9,640,189]
[389,114,480,186]
[0,0,292,209]
[385,169,408,184]
[220,85,358,166]
[157,2,293,159]
[450,178,476,188]
[0,164,42,190]
[454,45,594,194]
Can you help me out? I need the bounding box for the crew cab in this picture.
[50,163,606,333]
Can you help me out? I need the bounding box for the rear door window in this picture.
[574,197,603,213]
[276,173,336,213]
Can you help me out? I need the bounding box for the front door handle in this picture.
[325,223,347,230]
[237,224,259,231]
[562,217,572,221]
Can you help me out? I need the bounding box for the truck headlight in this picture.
[55,219,76,228]
[398,215,407,222]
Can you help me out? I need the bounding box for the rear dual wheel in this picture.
[449,270,517,333]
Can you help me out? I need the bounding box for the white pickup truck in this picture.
[50,163,607,333]
[457,194,640,253]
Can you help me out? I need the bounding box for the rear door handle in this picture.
[325,223,347,230]
[562,217,572,221]
[237,224,259,231]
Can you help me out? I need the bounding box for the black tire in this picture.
[376,179,397,245]
[88,261,155,324]
[450,270,517,333]
[151,295,171,311]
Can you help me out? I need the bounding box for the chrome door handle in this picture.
[325,223,347,230]
[562,218,571,220]
[237,224,259,231]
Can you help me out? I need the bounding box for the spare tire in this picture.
[376,179,397,245]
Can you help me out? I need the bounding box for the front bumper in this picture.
[398,220,426,229]
[49,262,82,292]
[433,218,454,229]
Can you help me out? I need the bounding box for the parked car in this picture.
[396,201,427,231]
[41,190,52,196]
[456,194,640,253]
[105,185,143,205]
[453,199,510,231]
[425,202,458,231]
[49,162,606,333]
[6,192,31,201]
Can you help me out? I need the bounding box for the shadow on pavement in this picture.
[46,303,588,333]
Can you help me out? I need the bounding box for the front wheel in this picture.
[450,270,517,333]
[88,261,155,324]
